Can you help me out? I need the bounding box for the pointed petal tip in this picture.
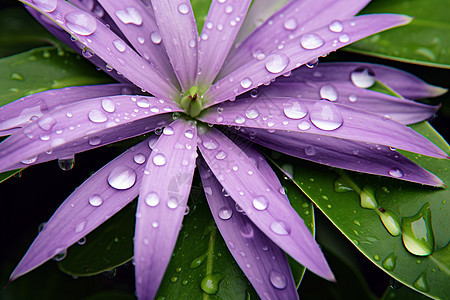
[429,86,448,97]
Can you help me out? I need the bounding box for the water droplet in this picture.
[270,221,291,235]
[235,115,246,124]
[382,253,397,271]
[283,18,297,30]
[113,39,126,52]
[240,77,252,89]
[306,58,319,68]
[65,11,97,36]
[202,137,218,150]
[215,150,227,160]
[167,196,179,209]
[283,99,308,119]
[77,236,86,245]
[58,156,75,170]
[145,192,160,207]
[163,126,174,136]
[52,248,67,261]
[153,153,167,166]
[297,121,310,131]
[319,84,338,101]
[388,168,404,178]
[240,221,254,238]
[31,0,57,12]
[334,177,353,192]
[190,252,207,269]
[245,108,259,119]
[309,100,343,131]
[101,98,115,113]
[300,33,325,50]
[200,273,224,295]
[218,207,233,220]
[351,67,376,88]
[88,109,108,123]
[133,153,146,165]
[269,270,287,289]
[304,146,316,156]
[184,130,194,139]
[75,220,86,233]
[378,210,401,236]
[88,136,101,146]
[360,186,378,209]
[328,20,344,32]
[115,7,143,25]
[10,72,24,81]
[413,272,429,292]
[89,194,103,207]
[150,31,162,44]
[348,94,357,102]
[107,166,136,190]
[136,98,150,108]
[402,202,434,256]
[253,195,269,210]
[21,155,38,165]
[265,54,289,74]
[38,116,56,131]
[177,3,189,14]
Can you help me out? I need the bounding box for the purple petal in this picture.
[281,62,448,99]
[134,119,197,299]
[151,0,198,91]
[236,127,443,186]
[0,84,140,135]
[197,127,334,281]
[197,0,251,88]
[198,159,299,299]
[199,97,447,159]
[21,0,179,99]
[205,14,411,105]
[221,0,371,77]
[257,81,439,125]
[0,95,182,172]
[10,137,152,280]
[97,0,178,86]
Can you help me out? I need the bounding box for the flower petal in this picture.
[10,138,151,281]
[198,159,299,299]
[134,119,197,299]
[0,95,181,172]
[20,0,179,99]
[198,97,447,159]
[282,62,448,99]
[97,0,178,86]
[222,0,371,77]
[257,81,439,125]
[236,127,443,186]
[205,14,411,105]
[197,0,251,88]
[197,127,334,281]
[0,84,139,135]
[151,0,198,92]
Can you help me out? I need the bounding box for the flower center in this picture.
[180,85,203,118]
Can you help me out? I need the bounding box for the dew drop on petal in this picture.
[107,166,136,190]
[113,39,126,52]
[328,20,344,32]
[297,121,310,131]
[177,3,189,14]
[38,116,56,131]
[245,108,259,119]
[388,168,404,178]
[133,153,146,164]
[89,194,103,207]
[235,115,246,124]
[88,109,108,123]
[184,129,194,139]
[240,77,252,89]
[145,192,160,207]
[153,153,167,166]
[167,196,179,209]
[270,221,291,235]
[339,33,350,43]
[65,11,97,36]
[319,84,338,101]
[150,32,162,44]
[137,98,150,108]
[269,270,287,289]
[115,7,143,25]
[82,48,94,58]
[215,150,227,160]
[75,220,86,233]
[32,0,57,12]
[163,126,175,136]
[218,207,233,220]
[101,98,116,113]
[265,54,289,74]
[310,101,343,131]
[253,195,268,211]
[283,99,308,119]
[21,155,38,165]
[351,67,376,88]
[202,137,218,150]
[300,33,324,50]
[283,18,297,30]
[88,136,101,146]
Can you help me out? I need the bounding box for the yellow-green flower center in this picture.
[180,85,203,118]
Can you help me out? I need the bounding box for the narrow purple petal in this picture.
[236,127,443,186]
[198,97,447,159]
[0,84,140,135]
[205,14,411,104]
[151,0,198,92]
[135,120,197,299]
[10,138,151,280]
[197,0,251,88]
[198,159,299,299]
[281,63,448,99]
[198,127,334,281]
[257,81,439,125]
[20,0,179,99]
[221,0,371,77]
[97,0,178,86]
[0,95,182,172]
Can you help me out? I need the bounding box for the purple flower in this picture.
[1,0,447,298]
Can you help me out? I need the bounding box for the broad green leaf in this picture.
[271,121,449,299]
[346,0,450,68]
[0,169,22,183]
[0,46,112,107]
[191,0,212,33]
[382,284,432,300]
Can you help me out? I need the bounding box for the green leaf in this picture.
[271,121,449,299]
[191,0,212,33]
[0,46,112,107]
[346,0,450,68]
[0,169,22,183]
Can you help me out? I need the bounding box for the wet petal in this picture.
[10,138,151,280]
[0,95,182,172]
[198,159,298,299]
[205,14,411,105]
[135,120,197,299]
[20,0,179,99]
[0,84,140,135]
[198,127,334,280]
[151,0,198,91]
[197,0,251,88]
[199,97,447,159]
[236,127,444,186]
[97,0,178,86]
[222,0,371,77]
